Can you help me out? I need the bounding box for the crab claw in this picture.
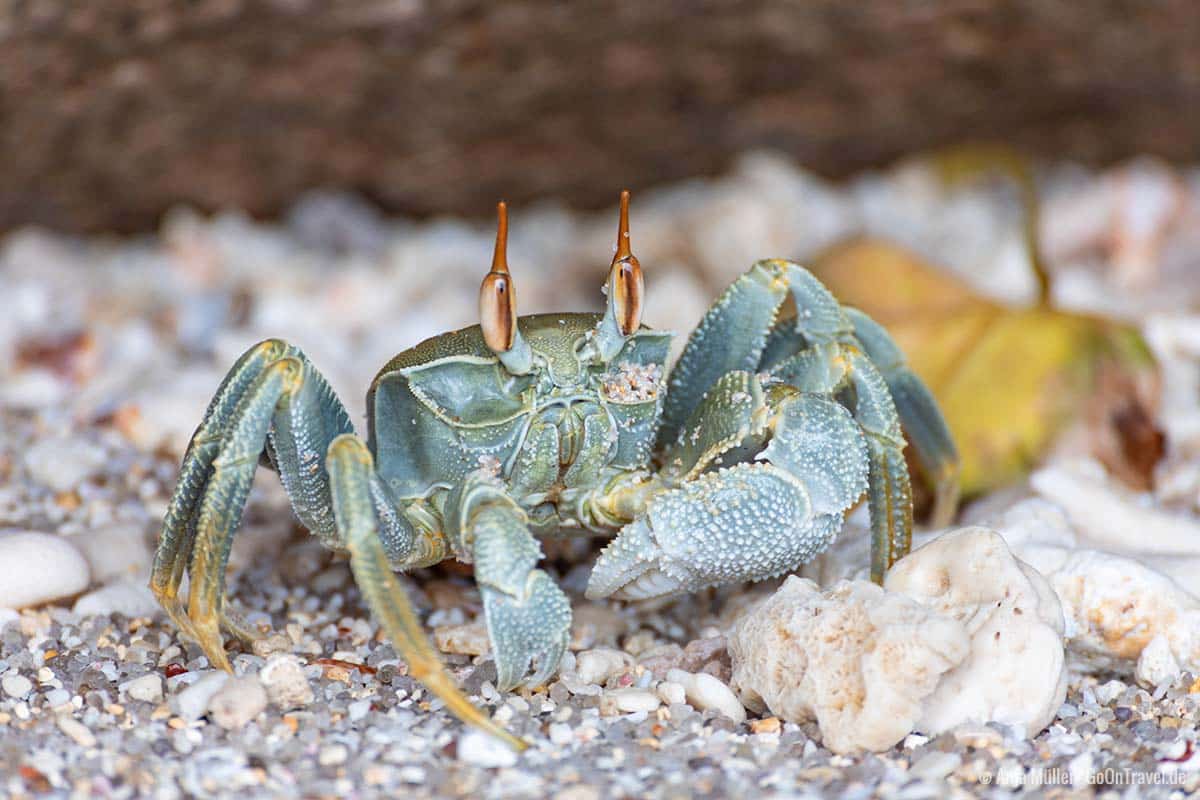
[482,571,571,691]
[584,514,690,601]
[586,463,830,601]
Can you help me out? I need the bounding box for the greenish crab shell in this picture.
[366,312,674,518]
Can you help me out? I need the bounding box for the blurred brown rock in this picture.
[3,0,1199,233]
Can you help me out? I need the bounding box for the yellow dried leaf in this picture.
[812,239,1154,496]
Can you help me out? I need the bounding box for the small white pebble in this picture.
[0,532,90,609]
[120,673,163,704]
[56,715,97,748]
[433,622,490,656]
[656,680,686,706]
[610,688,661,713]
[348,699,371,722]
[250,633,292,658]
[171,671,229,721]
[559,674,602,696]
[318,743,349,766]
[363,765,389,786]
[259,654,313,709]
[398,766,426,784]
[24,436,105,492]
[73,580,159,618]
[1095,679,1126,705]
[909,751,962,781]
[666,669,746,723]
[548,722,574,746]
[2,673,33,699]
[44,688,71,708]
[207,675,268,730]
[573,648,632,685]
[458,728,519,767]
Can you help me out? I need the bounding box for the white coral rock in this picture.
[883,527,1068,738]
[977,490,1200,686]
[729,527,1068,753]
[1037,549,1200,685]
[728,576,968,754]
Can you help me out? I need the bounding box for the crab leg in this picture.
[844,308,961,527]
[151,338,290,640]
[656,260,790,448]
[326,435,527,751]
[445,475,572,692]
[154,340,411,657]
[185,356,306,666]
[842,351,915,581]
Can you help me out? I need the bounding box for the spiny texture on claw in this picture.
[153,184,957,752]
[586,463,827,601]
[761,395,869,516]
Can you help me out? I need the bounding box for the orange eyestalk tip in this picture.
[615,190,632,261]
[491,201,509,274]
[609,190,643,336]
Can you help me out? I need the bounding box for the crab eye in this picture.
[480,272,517,352]
[480,201,519,352]
[608,190,644,335]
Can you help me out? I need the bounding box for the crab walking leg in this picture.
[262,350,357,549]
[325,436,528,752]
[164,343,421,665]
[844,351,915,583]
[151,339,290,636]
[184,357,305,668]
[446,476,571,692]
[657,260,790,448]
[845,308,961,527]
[765,343,914,583]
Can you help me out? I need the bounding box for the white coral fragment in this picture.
[728,576,968,754]
[883,527,1068,739]
[980,482,1200,687]
[1037,549,1200,686]
[728,527,1068,753]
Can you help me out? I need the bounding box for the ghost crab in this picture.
[151,192,958,749]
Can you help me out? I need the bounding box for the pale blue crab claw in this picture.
[482,570,572,691]
[586,462,837,601]
[584,515,689,601]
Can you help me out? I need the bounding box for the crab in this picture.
[150,192,959,749]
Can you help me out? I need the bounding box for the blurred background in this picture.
[5,0,1200,233]
[2,1,1200,528]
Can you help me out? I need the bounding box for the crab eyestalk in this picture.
[592,190,645,362]
[480,201,534,374]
